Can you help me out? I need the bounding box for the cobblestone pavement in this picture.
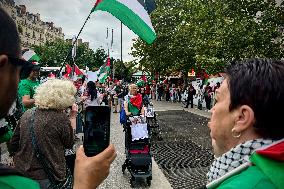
[150,101,214,189]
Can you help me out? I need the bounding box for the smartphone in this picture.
[83,106,111,157]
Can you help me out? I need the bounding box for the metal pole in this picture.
[58,9,94,76]
[120,21,123,62]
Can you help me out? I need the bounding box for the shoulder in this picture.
[18,80,29,88]
[19,79,28,85]
[0,175,40,189]
[37,109,69,123]
[217,166,276,189]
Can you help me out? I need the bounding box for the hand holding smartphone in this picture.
[83,106,111,157]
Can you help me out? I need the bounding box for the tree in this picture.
[131,0,284,76]
[112,59,136,82]
[93,48,108,70]
[33,39,70,67]
[33,39,108,70]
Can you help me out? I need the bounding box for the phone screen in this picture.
[83,106,110,157]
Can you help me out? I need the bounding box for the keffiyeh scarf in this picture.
[207,138,274,182]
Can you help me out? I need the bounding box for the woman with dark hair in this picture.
[205,59,284,189]
[82,81,102,107]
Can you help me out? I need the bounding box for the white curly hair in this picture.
[34,79,77,110]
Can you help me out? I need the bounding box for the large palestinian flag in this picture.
[92,0,156,44]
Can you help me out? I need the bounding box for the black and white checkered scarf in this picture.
[207,138,274,182]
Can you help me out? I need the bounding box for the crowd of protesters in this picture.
[1,6,284,189]
[0,8,116,189]
[141,81,221,111]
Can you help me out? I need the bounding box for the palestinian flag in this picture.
[98,57,111,83]
[92,0,156,44]
[136,79,145,87]
[128,93,142,116]
[72,64,84,81]
[141,74,147,82]
[74,64,84,76]
[22,50,40,62]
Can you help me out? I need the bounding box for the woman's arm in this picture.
[124,101,131,116]
[22,95,35,108]
[141,106,145,117]
[70,103,78,130]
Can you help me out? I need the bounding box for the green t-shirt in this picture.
[18,79,39,112]
[0,175,40,189]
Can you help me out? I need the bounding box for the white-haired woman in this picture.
[10,79,78,189]
[124,84,144,116]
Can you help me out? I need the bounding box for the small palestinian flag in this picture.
[22,50,40,62]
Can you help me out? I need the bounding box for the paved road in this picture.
[152,100,210,118]
[152,110,213,188]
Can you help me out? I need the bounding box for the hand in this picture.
[73,145,117,189]
[126,111,132,116]
[70,103,78,118]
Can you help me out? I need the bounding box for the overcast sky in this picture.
[15,0,138,62]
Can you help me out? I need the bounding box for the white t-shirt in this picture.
[84,92,102,107]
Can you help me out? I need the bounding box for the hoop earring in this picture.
[232,128,241,138]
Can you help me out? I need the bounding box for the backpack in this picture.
[120,106,127,125]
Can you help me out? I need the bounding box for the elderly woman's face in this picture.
[130,86,138,95]
[207,79,236,157]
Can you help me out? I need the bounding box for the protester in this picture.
[82,81,102,107]
[206,59,284,188]
[177,85,182,103]
[170,84,176,102]
[116,82,124,113]
[204,82,212,110]
[165,84,170,101]
[18,62,40,112]
[140,87,150,107]
[185,83,196,108]
[0,8,116,189]
[157,84,163,101]
[10,79,77,188]
[145,84,151,97]
[112,83,119,113]
[151,84,156,100]
[124,84,144,116]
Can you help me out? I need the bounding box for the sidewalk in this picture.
[98,111,173,189]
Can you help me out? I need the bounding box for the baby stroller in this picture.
[145,103,162,140]
[122,116,152,187]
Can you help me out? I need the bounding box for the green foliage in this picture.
[33,39,108,70]
[131,0,284,75]
[111,59,136,82]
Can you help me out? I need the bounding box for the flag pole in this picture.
[58,7,96,76]
[120,21,122,62]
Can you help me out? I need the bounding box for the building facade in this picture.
[0,0,64,49]
[66,38,90,49]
